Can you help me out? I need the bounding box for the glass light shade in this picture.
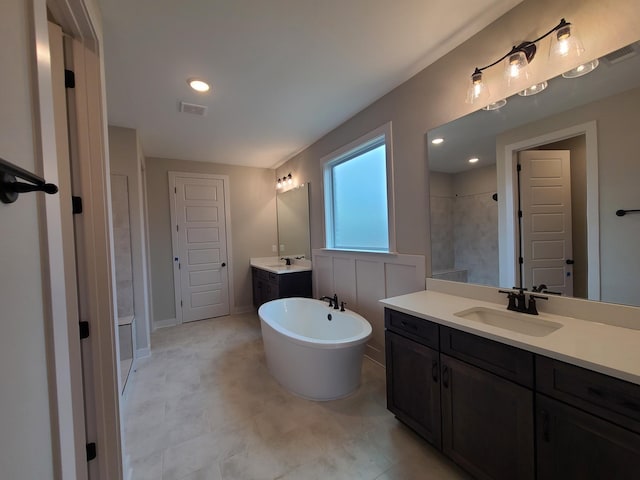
[482,98,507,111]
[504,51,531,87]
[188,78,210,92]
[466,72,490,105]
[549,24,584,60]
[562,59,599,78]
[518,81,548,96]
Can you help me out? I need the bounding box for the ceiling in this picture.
[99,0,522,169]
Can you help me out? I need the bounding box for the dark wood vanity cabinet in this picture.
[385,330,442,447]
[535,356,640,480]
[440,354,534,480]
[385,307,640,480]
[251,267,312,308]
[385,309,534,480]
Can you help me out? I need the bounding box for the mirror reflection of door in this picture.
[519,150,573,296]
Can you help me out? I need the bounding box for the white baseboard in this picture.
[154,317,178,329]
[135,347,150,359]
[232,305,254,315]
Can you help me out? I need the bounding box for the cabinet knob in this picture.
[221,262,226,267]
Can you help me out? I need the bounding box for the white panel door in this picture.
[519,150,573,295]
[173,175,229,321]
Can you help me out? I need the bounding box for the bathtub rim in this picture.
[258,298,372,349]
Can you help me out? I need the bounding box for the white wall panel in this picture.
[312,249,425,364]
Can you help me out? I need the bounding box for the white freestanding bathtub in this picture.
[258,297,372,401]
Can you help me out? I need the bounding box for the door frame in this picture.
[168,172,234,324]
[36,0,123,478]
[498,121,600,300]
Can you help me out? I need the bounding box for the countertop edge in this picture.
[380,291,640,386]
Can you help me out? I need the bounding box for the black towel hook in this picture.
[0,157,58,204]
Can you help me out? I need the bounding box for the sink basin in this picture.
[454,307,563,337]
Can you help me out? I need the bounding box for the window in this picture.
[323,123,395,252]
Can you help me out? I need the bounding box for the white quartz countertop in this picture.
[380,290,640,385]
[250,257,312,275]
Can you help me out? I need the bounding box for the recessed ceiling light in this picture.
[469,158,479,164]
[188,78,210,92]
[431,138,444,145]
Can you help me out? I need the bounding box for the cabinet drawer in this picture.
[384,308,439,349]
[536,356,640,434]
[440,326,533,388]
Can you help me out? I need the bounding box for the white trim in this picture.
[498,121,600,300]
[134,347,151,359]
[320,122,396,253]
[33,10,87,479]
[168,171,235,323]
[154,318,178,330]
[232,305,255,315]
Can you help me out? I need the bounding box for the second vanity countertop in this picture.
[380,290,640,385]
[250,257,312,275]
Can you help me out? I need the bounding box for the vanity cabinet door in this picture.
[385,330,442,448]
[536,394,640,480]
[440,354,534,480]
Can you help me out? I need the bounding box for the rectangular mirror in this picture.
[276,183,311,260]
[428,40,640,307]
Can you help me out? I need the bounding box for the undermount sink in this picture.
[454,307,563,337]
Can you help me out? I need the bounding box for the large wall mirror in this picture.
[276,183,311,260]
[428,40,640,307]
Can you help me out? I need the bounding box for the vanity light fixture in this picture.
[188,78,211,93]
[431,138,444,145]
[286,173,293,185]
[562,59,599,78]
[518,81,548,97]
[469,157,479,164]
[466,18,584,105]
[276,178,283,189]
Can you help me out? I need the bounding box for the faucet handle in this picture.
[340,301,347,312]
[526,294,548,315]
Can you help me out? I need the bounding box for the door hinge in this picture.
[519,257,524,265]
[72,196,83,214]
[86,442,96,462]
[517,163,522,172]
[65,69,76,89]
[79,321,89,340]
[176,224,179,232]
[180,300,183,307]
[518,210,523,218]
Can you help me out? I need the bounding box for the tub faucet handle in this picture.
[340,301,347,312]
[333,294,339,309]
[320,295,334,307]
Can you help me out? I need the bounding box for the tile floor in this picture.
[123,312,470,480]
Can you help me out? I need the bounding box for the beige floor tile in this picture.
[122,312,468,480]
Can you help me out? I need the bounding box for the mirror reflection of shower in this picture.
[276,183,311,260]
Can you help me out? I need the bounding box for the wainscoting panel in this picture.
[312,250,426,364]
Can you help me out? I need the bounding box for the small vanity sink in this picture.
[454,307,563,337]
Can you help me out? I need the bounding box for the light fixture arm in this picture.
[470,18,571,77]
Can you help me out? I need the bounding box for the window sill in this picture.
[320,248,399,256]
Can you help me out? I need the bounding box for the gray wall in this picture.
[146,158,277,322]
[275,0,640,284]
[109,125,151,352]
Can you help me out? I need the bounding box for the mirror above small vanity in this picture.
[428,40,640,307]
[276,183,311,260]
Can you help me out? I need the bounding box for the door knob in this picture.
[221,262,226,267]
